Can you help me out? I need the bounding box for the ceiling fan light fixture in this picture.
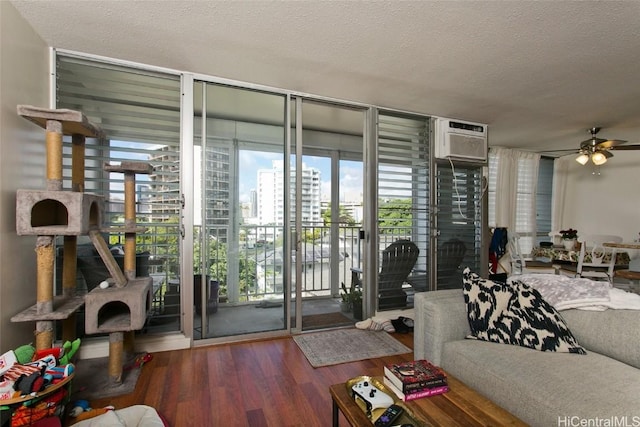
[575,153,589,165]
[591,151,608,165]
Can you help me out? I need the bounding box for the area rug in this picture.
[293,328,412,368]
[72,353,147,400]
[301,312,353,330]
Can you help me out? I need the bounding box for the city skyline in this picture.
[238,151,364,205]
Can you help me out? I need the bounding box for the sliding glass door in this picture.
[291,99,366,331]
[192,81,288,339]
[191,88,369,338]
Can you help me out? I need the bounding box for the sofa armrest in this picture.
[414,289,470,365]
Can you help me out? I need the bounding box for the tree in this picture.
[321,203,357,226]
[378,198,413,235]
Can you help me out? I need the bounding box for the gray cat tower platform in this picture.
[13,105,153,386]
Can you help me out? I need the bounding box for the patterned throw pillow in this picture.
[462,268,586,354]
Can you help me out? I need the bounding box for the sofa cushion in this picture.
[414,290,470,366]
[562,308,640,369]
[442,339,640,427]
[462,268,585,354]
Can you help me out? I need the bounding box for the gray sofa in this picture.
[414,289,640,426]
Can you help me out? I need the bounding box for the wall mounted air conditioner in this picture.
[434,118,488,162]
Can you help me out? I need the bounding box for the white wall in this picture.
[0,2,48,350]
[561,151,640,241]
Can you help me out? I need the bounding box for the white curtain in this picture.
[492,147,518,228]
[488,147,541,254]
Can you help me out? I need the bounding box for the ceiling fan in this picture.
[556,127,640,166]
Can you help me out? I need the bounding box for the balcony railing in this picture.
[231,225,363,301]
[112,224,417,324]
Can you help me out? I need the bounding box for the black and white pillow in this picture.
[462,268,586,354]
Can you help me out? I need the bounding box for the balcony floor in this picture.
[146,289,417,340]
[192,296,362,339]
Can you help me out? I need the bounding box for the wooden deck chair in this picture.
[437,239,467,289]
[377,240,419,309]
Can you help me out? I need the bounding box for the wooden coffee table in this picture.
[330,375,526,426]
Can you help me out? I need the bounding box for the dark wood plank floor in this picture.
[81,332,415,426]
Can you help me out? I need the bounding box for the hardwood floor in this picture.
[83,332,415,426]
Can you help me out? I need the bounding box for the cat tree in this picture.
[13,105,152,385]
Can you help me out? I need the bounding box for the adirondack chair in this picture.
[352,239,420,310]
[436,238,467,289]
[406,238,467,292]
[378,240,420,309]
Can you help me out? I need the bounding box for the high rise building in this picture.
[249,189,258,218]
[148,144,181,218]
[257,160,321,227]
[149,144,230,241]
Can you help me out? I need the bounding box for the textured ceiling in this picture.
[9,0,640,155]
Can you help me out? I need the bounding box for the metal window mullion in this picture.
[180,74,195,339]
[363,107,378,319]
[198,82,210,336]
[330,150,340,297]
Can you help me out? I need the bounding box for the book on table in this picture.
[383,359,447,394]
[383,376,449,402]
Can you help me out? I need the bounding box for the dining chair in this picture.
[508,232,558,275]
[559,234,623,283]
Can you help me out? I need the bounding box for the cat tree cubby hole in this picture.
[85,278,153,334]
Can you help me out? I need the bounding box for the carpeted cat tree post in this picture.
[84,161,153,385]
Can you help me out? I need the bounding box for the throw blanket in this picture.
[508,274,640,311]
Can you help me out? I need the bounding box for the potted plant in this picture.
[340,281,364,319]
[351,284,363,321]
[560,228,578,250]
[340,282,352,312]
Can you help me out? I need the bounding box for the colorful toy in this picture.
[123,352,153,371]
[45,364,74,380]
[32,347,63,362]
[13,344,35,364]
[69,400,90,417]
[69,400,114,422]
[59,339,81,365]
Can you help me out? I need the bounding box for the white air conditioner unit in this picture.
[434,118,488,162]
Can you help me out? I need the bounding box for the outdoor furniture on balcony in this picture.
[405,239,467,292]
[352,239,419,310]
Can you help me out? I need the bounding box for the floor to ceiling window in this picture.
[55,54,182,337]
[291,98,366,330]
[192,81,289,339]
[53,50,488,345]
[190,90,369,339]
